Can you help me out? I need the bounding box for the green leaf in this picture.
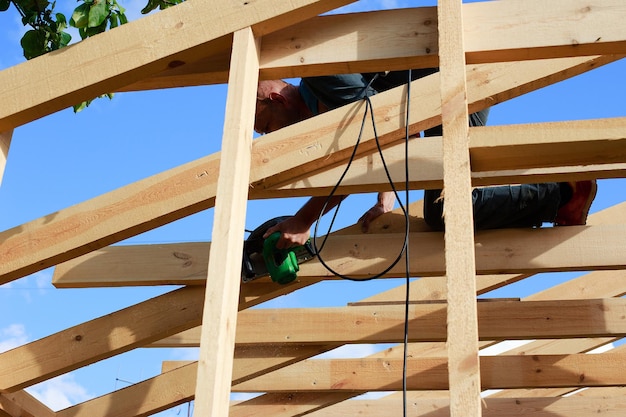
[20,29,46,59]
[36,0,49,9]
[88,0,107,27]
[118,12,127,24]
[55,12,67,28]
[111,0,124,14]
[70,3,90,28]
[83,17,106,36]
[108,11,118,28]
[73,100,90,113]
[0,0,10,12]
[140,0,158,15]
[59,31,71,47]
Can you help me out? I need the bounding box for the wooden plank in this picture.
[0,55,613,286]
[463,0,626,63]
[51,198,427,288]
[248,56,617,193]
[470,117,626,172]
[0,286,203,392]
[228,255,626,416]
[193,26,259,417]
[122,1,626,90]
[53,221,626,285]
[231,352,626,392]
[0,130,11,187]
[436,1,480,414]
[0,0,354,131]
[0,391,55,417]
[229,298,626,345]
[56,362,197,417]
[267,117,626,195]
[226,267,626,415]
[305,394,626,417]
[230,269,626,416]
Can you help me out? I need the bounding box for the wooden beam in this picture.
[0,286,203,392]
[266,117,626,195]
[229,223,626,415]
[122,1,626,90]
[56,362,197,417]
[463,0,626,63]
[0,55,613,286]
[305,394,626,417]
[229,298,626,345]
[0,130,11,187]
[0,0,354,131]
[248,56,617,193]
[0,391,55,417]
[47,201,422,288]
[231,352,626,392]
[229,268,626,416]
[470,117,626,172]
[193,26,259,416]
[437,1,481,415]
[53,220,626,285]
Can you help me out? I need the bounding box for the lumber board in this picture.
[470,117,626,172]
[0,391,55,417]
[0,0,354,131]
[305,394,626,417]
[0,55,614,286]
[279,224,626,278]
[231,352,626,392]
[50,200,428,289]
[305,223,626,277]
[54,193,626,294]
[229,270,626,416]
[234,270,625,415]
[122,1,626,90]
[227,263,626,416]
[266,117,626,195]
[56,362,197,417]
[193,27,259,417]
[53,219,626,286]
[228,252,626,414]
[231,299,626,345]
[247,56,618,192]
[0,130,11,187]
[0,286,203,392]
[437,0,481,415]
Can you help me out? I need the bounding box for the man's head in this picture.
[254,80,312,134]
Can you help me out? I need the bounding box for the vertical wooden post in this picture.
[437,1,482,416]
[0,130,13,187]
[193,27,260,416]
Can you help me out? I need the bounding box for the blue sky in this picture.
[0,0,625,414]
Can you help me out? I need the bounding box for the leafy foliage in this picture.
[1,0,184,112]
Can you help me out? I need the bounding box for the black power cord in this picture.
[311,70,414,416]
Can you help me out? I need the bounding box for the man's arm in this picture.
[263,195,347,248]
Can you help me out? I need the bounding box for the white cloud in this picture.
[315,344,381,359]
[26,374,92,411]
[0,323,28,353]
[170,347,199,361]
[231,392,263,401]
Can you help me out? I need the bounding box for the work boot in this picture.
[555,180,597,226]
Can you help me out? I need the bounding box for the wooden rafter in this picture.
[119,0,626,91]
[0,54,615,285]
[0,0,625,416]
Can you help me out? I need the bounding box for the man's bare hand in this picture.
[263,216,311,249]
[359,191,396,232]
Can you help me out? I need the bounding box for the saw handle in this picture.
[263,232,300,285]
